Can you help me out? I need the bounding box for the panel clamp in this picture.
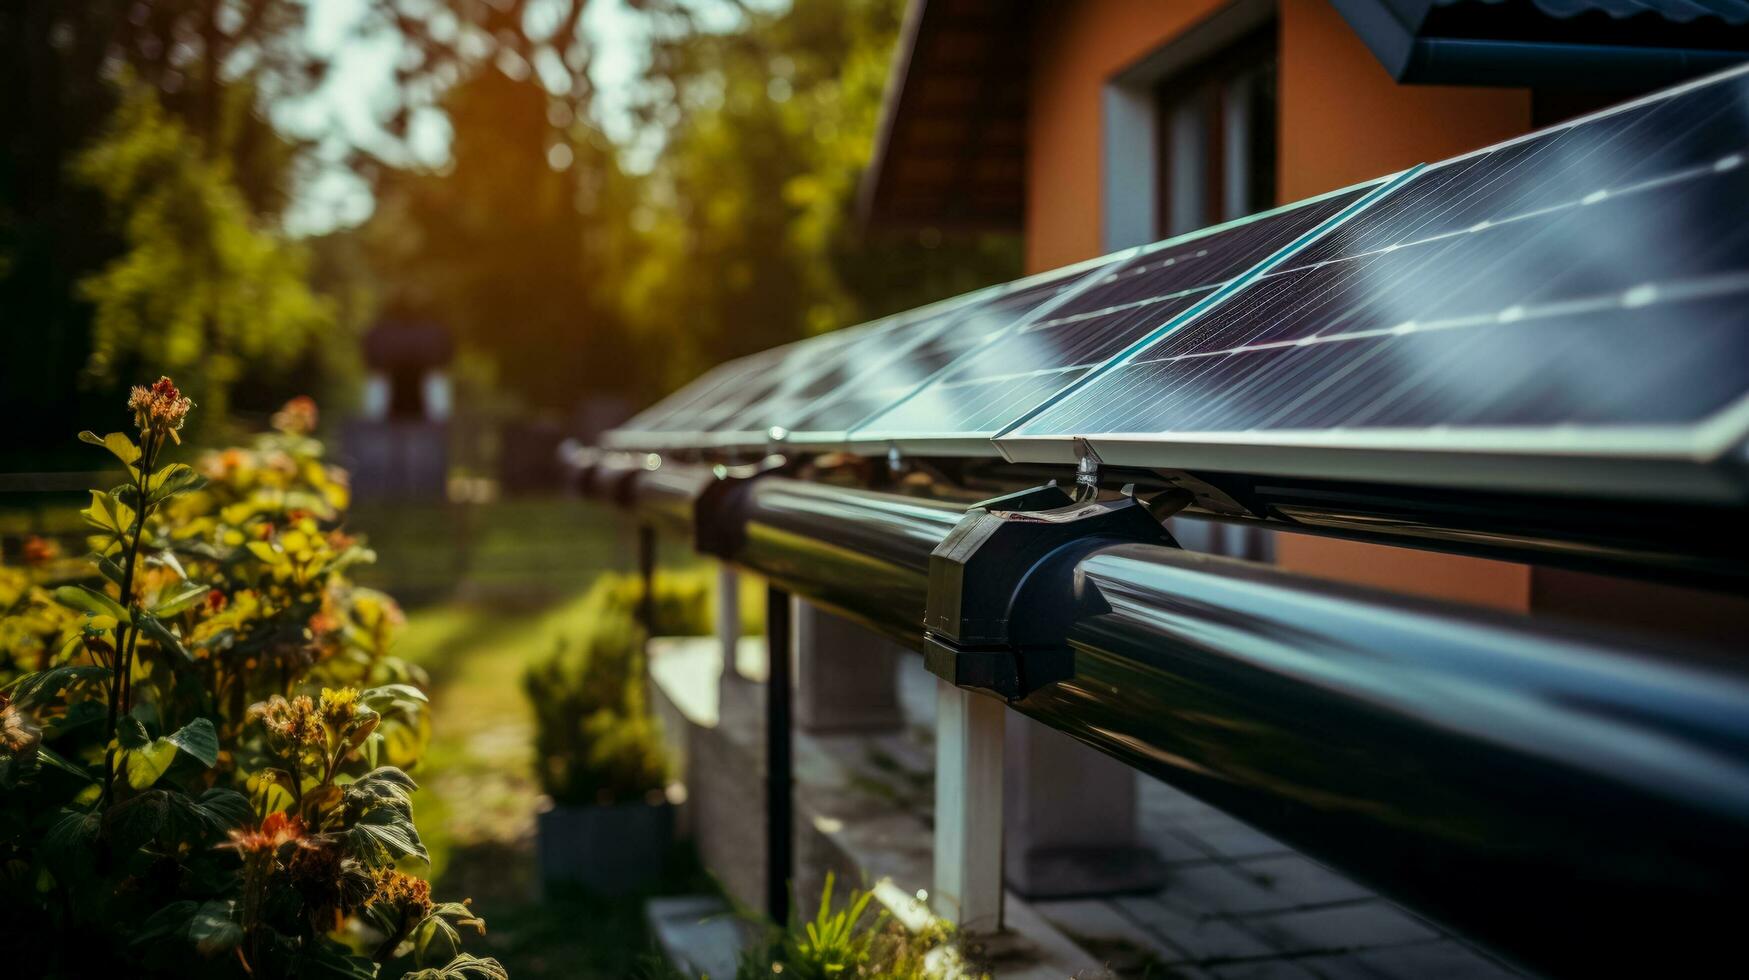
[922,480,1176,701]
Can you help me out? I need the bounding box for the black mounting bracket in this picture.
[693,454,789,559]
[922,482,1177,701]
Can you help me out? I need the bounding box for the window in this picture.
[1156,29,1278,236]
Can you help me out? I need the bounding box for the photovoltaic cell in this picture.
[1003,66,1749,483]
[696,321,894,444]
[612,357,762,436]
[768,260,1123,446]
[604,336,829,451]
[851,183,1380,443]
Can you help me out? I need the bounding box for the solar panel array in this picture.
[853,182,1382,447]
[603,65,1749,499]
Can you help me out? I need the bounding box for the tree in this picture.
[367,68,644,414]
[75,81,332,423]
[620,0,1020,390]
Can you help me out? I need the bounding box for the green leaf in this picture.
[80,488,137,536]
[5,665,109,707]
[166,718,220,768]
[151,548,188,580]
[123,738,180,790]
[54,584,130,623]
[194,787,252,829]
[245,540,285,566]
[147,463,207,503]
[189,899,243,955]
[96,554,128,586]
[136,612,195,666]
[105,788,171,851]
[41,809,100,884]
[36,746,94,783]
[117,716,152,749]
[344,804,428,867]
[400,954,509,980]
[131,900,198,946]
[152,582,209,617]
[413,914,462,969]
[79,430,141,466]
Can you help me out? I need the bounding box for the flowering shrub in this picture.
[0,380,504,979]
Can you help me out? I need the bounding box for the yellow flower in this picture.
[318,687,360,727]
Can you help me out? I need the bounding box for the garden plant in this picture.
[524,570,715,808]
[0,380,505,979]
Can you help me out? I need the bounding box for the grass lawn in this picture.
[364,498,728,978]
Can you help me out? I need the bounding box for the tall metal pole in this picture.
[636,523,656,636]
[765,585,793,925]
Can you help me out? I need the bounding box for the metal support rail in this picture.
[582,457,1749,976]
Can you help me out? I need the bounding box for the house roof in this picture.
[858,0,1031,233]
[1337,0,1749,85]
[861,0,1749,232]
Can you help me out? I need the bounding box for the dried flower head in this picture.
[271,396,319,436]
[128,376,194,442]
[221,811,314,855]
[0,701,40,756]
[252,694,323,747]
[369,868,434,921]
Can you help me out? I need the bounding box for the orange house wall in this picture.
[1276,0,1531,202]
[1024,0,1539,612]
[1026,0,1230,274]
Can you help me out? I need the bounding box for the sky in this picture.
[278,0,770,237]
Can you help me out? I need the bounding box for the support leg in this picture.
[637,523,656,635]
[932,680,1005,934]
[765,585,793,925]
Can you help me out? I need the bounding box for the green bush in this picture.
[524,570,721,806]
[0,384,501,978]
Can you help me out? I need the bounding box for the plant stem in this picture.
[102,429,159,802]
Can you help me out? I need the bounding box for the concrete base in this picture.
[1004,713,1167,900]
[535,801,674,897]
[793,599,905,734]
[646,895,747,980]
[646,636,1100,978]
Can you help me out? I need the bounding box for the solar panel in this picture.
[601,354,771,450]
[999,65,1749,500]
[774,255,1125,451]
[850,182,1389,451]
[615,358,765,434]
[602,343,804,451]
[691,321,896,448]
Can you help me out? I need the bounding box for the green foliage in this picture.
[75,81,331,421]
[788,872,884,979]
[734,875,964,980]
[620,0,1021,388]
[0,383,502,979]
[367,0,1020,413]
[522,569,721,806]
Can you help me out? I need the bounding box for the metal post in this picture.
[765,584,793,925]
[933,680,1005,933]
[716,563,742,678]
[637,523,656,635]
